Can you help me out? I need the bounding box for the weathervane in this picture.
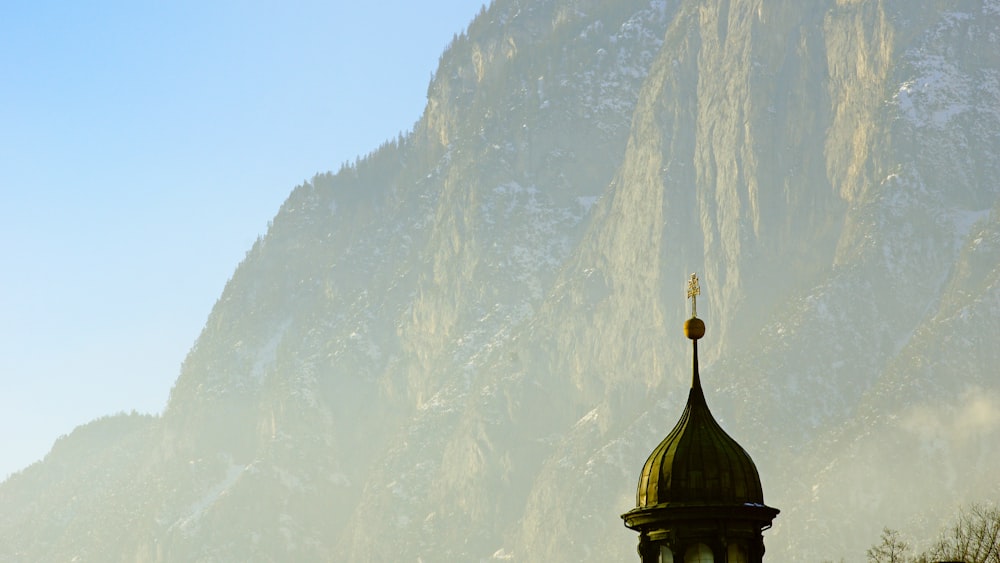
[687,273,701,318]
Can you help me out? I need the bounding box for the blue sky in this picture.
[0,0,485,479]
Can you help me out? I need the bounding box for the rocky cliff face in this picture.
[2,1,998,561]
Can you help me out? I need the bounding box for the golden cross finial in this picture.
[687,273,700,317]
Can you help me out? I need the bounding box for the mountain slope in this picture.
[2,1,998,561]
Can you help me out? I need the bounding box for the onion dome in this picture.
[622,274,778,559]
[635,322,764,507]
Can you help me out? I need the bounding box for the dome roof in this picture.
[635,322,764,508]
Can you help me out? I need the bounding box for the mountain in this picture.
[2,0,999,561]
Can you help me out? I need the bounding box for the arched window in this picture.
[660,545,674,563]
[727,543,748,563]
[684,543,713,563]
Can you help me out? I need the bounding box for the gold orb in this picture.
[684,317,705,340]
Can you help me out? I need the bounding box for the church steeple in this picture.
[622,274,778,563]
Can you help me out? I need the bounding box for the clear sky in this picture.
[0,0,485,480]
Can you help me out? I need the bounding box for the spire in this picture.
[683,273,706,391]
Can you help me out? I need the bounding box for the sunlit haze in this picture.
[0,1,484,479]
